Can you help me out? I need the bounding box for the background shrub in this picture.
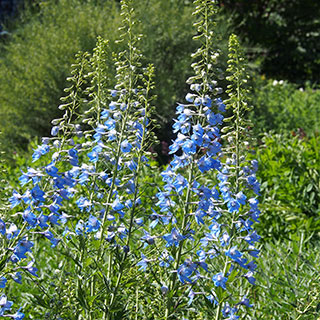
[253,235,320,319]
[221,0,320,84]
[0,0,121,153]
[250,79,320,136]
[255,132,320,240]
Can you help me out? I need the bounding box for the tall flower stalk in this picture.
[213,33,260,319]
[136,1,227,318]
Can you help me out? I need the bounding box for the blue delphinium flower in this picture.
[120,139,133,153]
[12,272,22,284]
[32,144,50,162]
[0,219,6,235]
[163,228,184,248]
[212,272,228,289]
[0,276,7,288]
[51,126,59,136]
[0,294,13,316]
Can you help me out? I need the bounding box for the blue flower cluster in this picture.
[0,33,156,317]
[137,81,234,311]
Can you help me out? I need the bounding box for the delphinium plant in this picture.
[135,2,260,320]
[136,0,226,318]
[210,33,260,319]
[74,1,157,318]
[0,133,25,319]
[0,0,157,318]
[0,49,91,320]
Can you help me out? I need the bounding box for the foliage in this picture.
[0,0,121,153]
[252,234,320,319]
[250,78,320,136]
[221,0,320,84]
[255,132,320,240]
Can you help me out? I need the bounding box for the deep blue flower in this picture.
[68,148,79,166]
[227,198,240,213]
[243,271,256,285]
[6,224,19,240]
[101,109,109,119]
[22,207,37,228]
[220,232,230,247]
[37,214,49,229]
[206,141,221,157]
[104,118,116,130]
[22,261,38,277]
[137,254,149,271]
[198,156,221,173]
[156,191,176,212]
[161,285,169,295]
[222,303,238,319]
[39,230,60,247]
[215,98,226,112]
[182,139,196,154]
[169,133,186,154]
[212,272,227,289]
[141,231,155,245]
[85,215,101,233]
[0,294,13,315]
[163,228,184,247]
[121,139,133,153]
[51,126,59,136]
[246,260,257,272]
[12,272,22,284]
[31,185,45,203]
[244,231,261,245]
[19,168,43,186]
[177,259,197,284]
[203,95,212,107]
[248,248,260,258]
[112,197,125,212]
[0,277,7,288]
[45,164,59,177]
[111,89,118,97]
[172,174,188,195]
[87,145,102,163]
[32,144,50,162]
[0,219,6,235]
[159,250,174,268]
[76,197,92,212]
[75,221,84,235]
[13,239,33,260]
[225,247,242,262]
[238,296,253,308]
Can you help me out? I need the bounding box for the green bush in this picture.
[221,0,320,84]
[0,0,122,153]
[252,234,320,319]
[255,132,320,240]
[251,78,320,136]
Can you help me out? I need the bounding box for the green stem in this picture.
[104,75,151,320]
[165,161,195,319]
[216,51,242,320]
